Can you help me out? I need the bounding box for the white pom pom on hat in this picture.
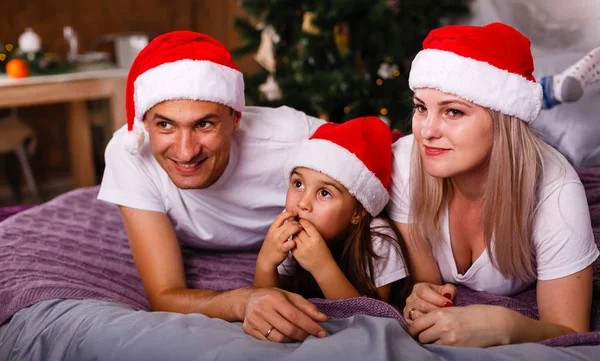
[123,30,245,154]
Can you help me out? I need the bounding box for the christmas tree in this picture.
[234,0,470,132]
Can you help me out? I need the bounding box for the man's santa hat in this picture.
[123,30,245,154]
[284,116,392,216]
[409,22,542,123]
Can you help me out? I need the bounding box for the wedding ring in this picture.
[408,307,417,321]
[264,326,275,338]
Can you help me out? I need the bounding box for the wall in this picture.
[0,0,255,201]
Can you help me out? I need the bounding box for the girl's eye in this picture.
[293,180,303,189]
[447,109,464,117]
[319,189,332,198]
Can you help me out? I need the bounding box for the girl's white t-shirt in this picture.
[278,217,408,288]
[387,135,599,296]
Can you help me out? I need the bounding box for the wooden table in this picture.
[0,68,128,188]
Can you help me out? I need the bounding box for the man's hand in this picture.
[291,219,336,276]
[256,211,302,270]
[242,287,329,343]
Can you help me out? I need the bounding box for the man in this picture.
[97,30,327,342]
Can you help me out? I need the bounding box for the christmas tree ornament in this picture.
[334,23,350,54]
[259,74,282,101]
[377,63,399,79]
[6,58,30,78]
[255,26,279,73]
[302,12,321,35]
[18,28,42,54]
[541,46,600,109]
[388,0,401,15]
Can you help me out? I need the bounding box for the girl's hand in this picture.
[256,211,301,270]
[291,219,336,276]
[403,282,456,323]
[409,304,512,347]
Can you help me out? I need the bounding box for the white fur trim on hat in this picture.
[123,122,145,155]
[409,49,543,123]
[284,139,389,216]
[134,59,245,122]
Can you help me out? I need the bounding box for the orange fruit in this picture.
[6,58,30,78]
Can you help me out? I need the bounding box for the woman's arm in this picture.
[512,266,593,341]
[395,222,442,284]
[409,267,593,346]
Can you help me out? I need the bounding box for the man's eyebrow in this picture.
[150,112,221,123]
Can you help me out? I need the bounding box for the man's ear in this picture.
[232,110,242,131]
[351,208,368,224]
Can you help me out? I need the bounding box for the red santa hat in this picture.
[284,116,392,216]
[409,22,542,123]
[123,30,245,154]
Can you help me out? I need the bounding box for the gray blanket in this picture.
[0,168,600,359]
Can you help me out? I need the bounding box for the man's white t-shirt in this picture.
[98,106,325,250]
[387,134,599,296]
[277,218,408,288]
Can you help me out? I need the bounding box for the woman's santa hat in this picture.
[284,116,392,216]
[123,30,245,154]
[409,22,542,123]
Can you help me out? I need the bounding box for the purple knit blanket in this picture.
[1,168,600,348]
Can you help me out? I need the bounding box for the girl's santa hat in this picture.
[284,116,392,216]
[409,22,542,123]
[123,31,245,154]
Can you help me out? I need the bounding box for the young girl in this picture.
[254,116,410,312]
[390,22,599,346]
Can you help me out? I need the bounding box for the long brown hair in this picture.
[282,204,411,309]
[410,109,548,282]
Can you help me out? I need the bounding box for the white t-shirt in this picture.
[388,134,599,296]
[98,106,325,250]
[277,218,408,288]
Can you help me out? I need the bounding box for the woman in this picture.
[388,22,599,347]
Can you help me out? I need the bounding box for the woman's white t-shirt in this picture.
[278,217,408,288]
[387,135,599,296]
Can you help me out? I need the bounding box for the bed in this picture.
[0,168,599,360]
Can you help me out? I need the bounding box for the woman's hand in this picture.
[256,210,302,270]
[403,282,456,323]
[291,219,336,276]
[409,304,513,347]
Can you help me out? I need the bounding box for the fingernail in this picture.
[444,301,453,307]
[443,293,452,300]
[318,331,327,338]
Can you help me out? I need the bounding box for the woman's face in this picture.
[411,88,494,179]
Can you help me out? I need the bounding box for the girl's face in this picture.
[411,88,494,179]
[285,167,361,242]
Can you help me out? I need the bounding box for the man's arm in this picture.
[119,206,328,341]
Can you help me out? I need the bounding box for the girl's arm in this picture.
[253,210,301,288]
[312,260,361,299]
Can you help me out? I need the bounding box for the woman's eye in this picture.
[447,109,464,117]
[294,180,303,188]
[413,104,426,113]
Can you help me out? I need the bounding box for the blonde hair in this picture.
[410,109,548,282]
